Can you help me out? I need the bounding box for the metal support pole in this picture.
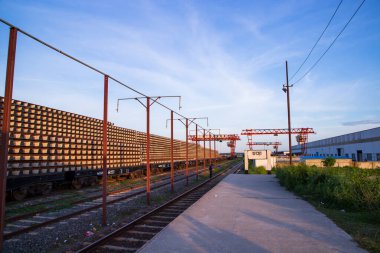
[118,95,178,203]
[185,118,189,185]
[213,139,216,164]
[209,138,211,165]
[102,75,108,226]
[286,61,292,165]
[195,124,198,180]
[170,110,174,193]
[0,27,17,250]
[146,97,151,204]
[203,129,206,176]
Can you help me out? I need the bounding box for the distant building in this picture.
[292,127,380,161]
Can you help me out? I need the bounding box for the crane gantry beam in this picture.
[188,134,240,142]
[247,141,282,153]
[241,128,315,155]
[188,134,240,158]
[248,141,282,146]
[241,128,315,135]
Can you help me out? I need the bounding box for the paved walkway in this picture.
[138,174,366,253]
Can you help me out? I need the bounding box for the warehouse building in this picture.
[293,127,380,161]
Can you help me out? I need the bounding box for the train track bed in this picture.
[5,164,208,222]
[5,188,99,220]
[75,160,242,253]
[5,166,209,228]
[4,167,206,239]
[5,167,182,215]
[3,160,240,253]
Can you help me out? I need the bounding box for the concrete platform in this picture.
[139,175,366,253]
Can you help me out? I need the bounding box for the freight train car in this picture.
[0,97,219,200]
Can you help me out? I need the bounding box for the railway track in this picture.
[6,165,193,210]
[3,161,232,240]
[5,164,207,222]
[75,161,242,253]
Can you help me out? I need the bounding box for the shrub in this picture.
[271,166,279,174]
[322,157,336,167]
[276,165,380,211]
[248,162,267,174]
[252,166,267,174]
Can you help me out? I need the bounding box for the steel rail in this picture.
[4,165,204,223]
[3,163,216,240]
[75,161,242,253]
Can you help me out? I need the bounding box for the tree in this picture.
[322,157,336,167]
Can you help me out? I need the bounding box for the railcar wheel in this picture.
[27,185,38,196]
[89,176,97,186]
[41,183,53,195]
[12,187,28,201]
[72,178,83,190]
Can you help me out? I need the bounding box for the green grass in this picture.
[6,194,85,218]
[310,201,380,252]
[276,165,380,252]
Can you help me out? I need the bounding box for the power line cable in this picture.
[292,0,366,85]
[0,18,212,131]
[289,0,343,82]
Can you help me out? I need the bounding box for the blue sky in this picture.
[0,0,379,153]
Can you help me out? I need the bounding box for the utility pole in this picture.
[146,97,151,204]
[0,27,17,251]
[195,124,198,180]
[117,95,181,204]
[282,61,293,165]
[170,110,174,192]
[102,75,108,226]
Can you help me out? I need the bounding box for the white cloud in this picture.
[1,0,378,153]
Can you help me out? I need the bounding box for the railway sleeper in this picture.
[142,220,170,227]
[163,206,188,211]
[135,224,165,230]
[150,215,176,220]
[125,230,156,240]
[157,210,184,216]
[111,236,149,248]
[132,225,162,233]
[101,244,139,252]
[150,213,177,219]
[115,237,148,244]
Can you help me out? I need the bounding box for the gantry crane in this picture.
[241,128,315,155]
[247,141,282,153]
[188,134,240,158]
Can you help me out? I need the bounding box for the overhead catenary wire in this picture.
[0,18,210,132]
[0,19,147,98]
[289,0,343,82]
[292,0,366,86]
